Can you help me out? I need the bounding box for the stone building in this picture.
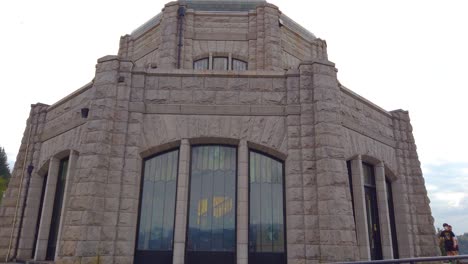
[0,0,439,263]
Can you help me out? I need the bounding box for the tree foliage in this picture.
[458,232,468,254]
[0,146,10,204]
[0,147,10,178]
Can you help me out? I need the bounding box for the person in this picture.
[448,225,459,256]
[439,223,458,264]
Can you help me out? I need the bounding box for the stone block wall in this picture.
[118,1,325,71]
[0,1,440,262]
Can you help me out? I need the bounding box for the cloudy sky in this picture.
[1,0,467,235]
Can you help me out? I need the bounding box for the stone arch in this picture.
[247,141,287,161]
[140,140,181,159]
[141,115,287,156]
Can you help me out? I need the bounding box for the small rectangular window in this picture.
[213,57,228,70]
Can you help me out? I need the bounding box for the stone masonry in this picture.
[0,0,438,263]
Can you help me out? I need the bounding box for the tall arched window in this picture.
[135,149,179,264]
[363,163,383,260]
[249,151,286,264]
[186,145,237,264]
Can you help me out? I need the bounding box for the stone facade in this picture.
[0,0,438,263]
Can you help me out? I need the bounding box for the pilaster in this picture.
[375,162,394,259]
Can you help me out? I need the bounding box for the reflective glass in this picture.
[137,149,179,251]
[232,59,248,71]
[249,151,285,253]
[46,158,69,260]
[187,145,236,252]
[213,57,228,70]
[194,58,209,70]
[363,163,375,186]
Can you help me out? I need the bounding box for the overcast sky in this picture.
[1,0,467,235]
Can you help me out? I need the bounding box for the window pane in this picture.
[213,57,228,70]
[363,163,375,186]
[137,149,179,251]
[232,59,247,71]
[46,158,69,260]
[194,58,209,70]
[187,145,236,252]
[249,151,285,253]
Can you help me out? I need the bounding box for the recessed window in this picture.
[193,56,247,71]
[232,59,247,71]
[186,145,237,264]
[249,151,286,264]
[194,58,209,70]
[213,57,228,70]
[46,158,69,261]
[135,149,179,264]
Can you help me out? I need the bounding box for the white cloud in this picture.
[434,192,466,208]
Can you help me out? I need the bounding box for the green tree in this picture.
[0,146,10,178]
[458,232,468,254]
[0,146,10,204]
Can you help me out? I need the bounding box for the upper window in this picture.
[213,57,228,70]
[194,58,209,70]
[193,56,247,71]
[232,59,248,71]
[135,149,179,264]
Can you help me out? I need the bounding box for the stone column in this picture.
[263,4,282,71]
[285,71,306,264]
[391,110,439,257]
[13,103,48,260]
[375,162,393,259]
[54,150,78,260]
[247,10,257,70]
[237,140,248,264]
[307,60,358,262]
[159,2,180,69]
[173,139,190,264]
[351,156,370,260]
[35,157,60,260]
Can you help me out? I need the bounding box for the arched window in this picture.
[232,59,248,71]
[135,149,179,264]
[194,58,209,70]
[248,151,286,264]
[186,145,237,264]
[193,56,248,71]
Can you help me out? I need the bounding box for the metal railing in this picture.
[336,254,468,264]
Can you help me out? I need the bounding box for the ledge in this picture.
[47,82,93,112]
[139,103,300,116]
[340,85,393,119]
[40,118,86,142]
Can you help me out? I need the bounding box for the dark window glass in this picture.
[232,59,247,71]
[46,158,69,260]
[213,57,228,70]
[249,151,286,264]
[363,163,382,260]
[386,179,399,259]
[347,161,356,223]
[137,149,179,250]
[187,145,236,252]
[194,58,209,70]
[363,163,376,187]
